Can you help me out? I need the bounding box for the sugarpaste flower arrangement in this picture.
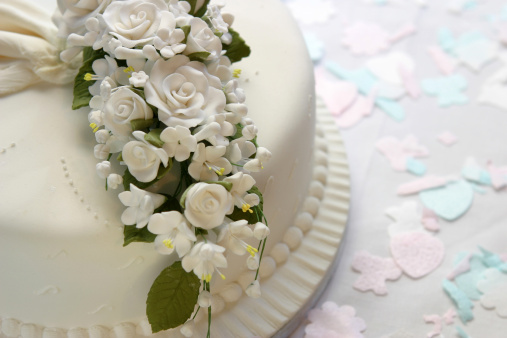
[54,0,271,336]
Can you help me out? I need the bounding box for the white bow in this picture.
[0,0,80,96]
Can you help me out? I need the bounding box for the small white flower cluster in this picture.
[57,0,272,326]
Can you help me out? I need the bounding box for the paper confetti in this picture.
[427,45,458,75]
[305,302,367,338]
[315,70,358,116]
[421,207,440,232]
[389,23,416,43]
[325,62,378,95]
[456,326,471,338]
[461,157,491,186]
[423,314,442,338]
[406,157,427,176]
[342,21,391,56]
[447,253,473,281]
[397,176,452,196]
[478,66,507,110]
[437,131,458,146]
[421,75,468,107]
[486,162,507,190]
[419,180,474,221]
[442,279,474,323]
[454,38,498,72]
[285,0,336,25]
[476,268,507,318]
[399,64,421,99]
[385,201,425,236]
[376,135,429,172]
[304,33,325,63]
[334,93,376,128]
[365,51,415,86]
[351,251,403,295]
[390,231,445,279]
[375,98,406,121]
[443,308,457,324]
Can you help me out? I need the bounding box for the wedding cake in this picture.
[0,0,349,337]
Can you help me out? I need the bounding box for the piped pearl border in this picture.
[0,97,349,338]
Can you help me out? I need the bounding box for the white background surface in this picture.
[287,1,507,337]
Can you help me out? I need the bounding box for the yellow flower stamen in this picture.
[163,238,174,249]
[123,66,135,73]
[242,203,254,214]
[89,123,99,133]
[220,273,226,280]
[205,274,212,283]
[206,162,225,176]
[232,69,241,78]
[246,245,258,257]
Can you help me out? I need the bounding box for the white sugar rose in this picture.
[184,17,223,60]
[122,132,169,183]
[184,183,233,230]
[103,88,153,137]
[145,55,226,128]
[55,0,112,37]
[102,0,171,48]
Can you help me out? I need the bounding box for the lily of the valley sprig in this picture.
[55,0,271,336]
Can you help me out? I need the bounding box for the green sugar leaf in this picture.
[182,0,210,17]
[122,161,173,192]
[72,47,107,110]
[144,129,164,148]
[147,261,200,333]
[131,119,155,131]
[223,28,251,64]
[187,51,211,62]
[123,225,156,246]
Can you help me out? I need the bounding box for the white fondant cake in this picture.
[0,0,342,337]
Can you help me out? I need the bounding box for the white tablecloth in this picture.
[287,1,507,337]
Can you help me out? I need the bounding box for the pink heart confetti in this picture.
[390,232,445,279]
[315,69,358,116]
[423,314,442,338]
[376,135,429,171]
[486,161,507,190]
[397,176,452,196]
[422,207,440,232]
[305,302,366,338]
[334,91,376,129]
[342,21,391,56]
[427,46,458,75]
[351,250,403,295]
[437,131,458,146]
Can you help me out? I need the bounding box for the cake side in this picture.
[0,0,316,333]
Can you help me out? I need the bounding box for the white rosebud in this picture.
[247,255,259,270]
[96,161,112,179]
[245,280,261,299]
[184,17,222,60]
[107,174,123,190]
[94,144,110,160]
[88,110,103,126]
[253,222,270,240]
[129,71,150,87]
[180,319,195,337]
[95,129,110,144]
[198,291,212,308]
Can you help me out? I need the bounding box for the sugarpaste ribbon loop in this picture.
[0,0,80,96]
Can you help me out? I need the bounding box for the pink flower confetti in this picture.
[390,231,445,279]
[486,161,507,190]
[422,207,440,232]
[334,93,376,128]
[376,135,429,171]
[305,302,366,338]
[427,45,457,75]
[342,21,391,56]
[443,308,457,324]
[397,175,452,196]
[437,131,458,146]
[423,314,442,338]
[351,250,403,295]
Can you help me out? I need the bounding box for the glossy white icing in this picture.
[0,0,316,335]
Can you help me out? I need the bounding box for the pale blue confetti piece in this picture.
[406,157,426,176]
[463,0,477,10]
[462,167,491,185]
[479,247,507,272]
[456,326,471,338]
[469,183,487,194]
[455,31,487,50]
[455,255,487,300]
[438,27,456,53]
[419,180,474,221]
[375,0,387,4]
[375,98,405,121]
[443,279,475,323]
[421,75,468,107]
[303,33,325,63]
[325,62,378,95]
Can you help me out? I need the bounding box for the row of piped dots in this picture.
[0,142,16,154]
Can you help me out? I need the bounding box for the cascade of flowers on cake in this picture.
[54,0,271,336]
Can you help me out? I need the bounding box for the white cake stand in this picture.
[193,98,350,338]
